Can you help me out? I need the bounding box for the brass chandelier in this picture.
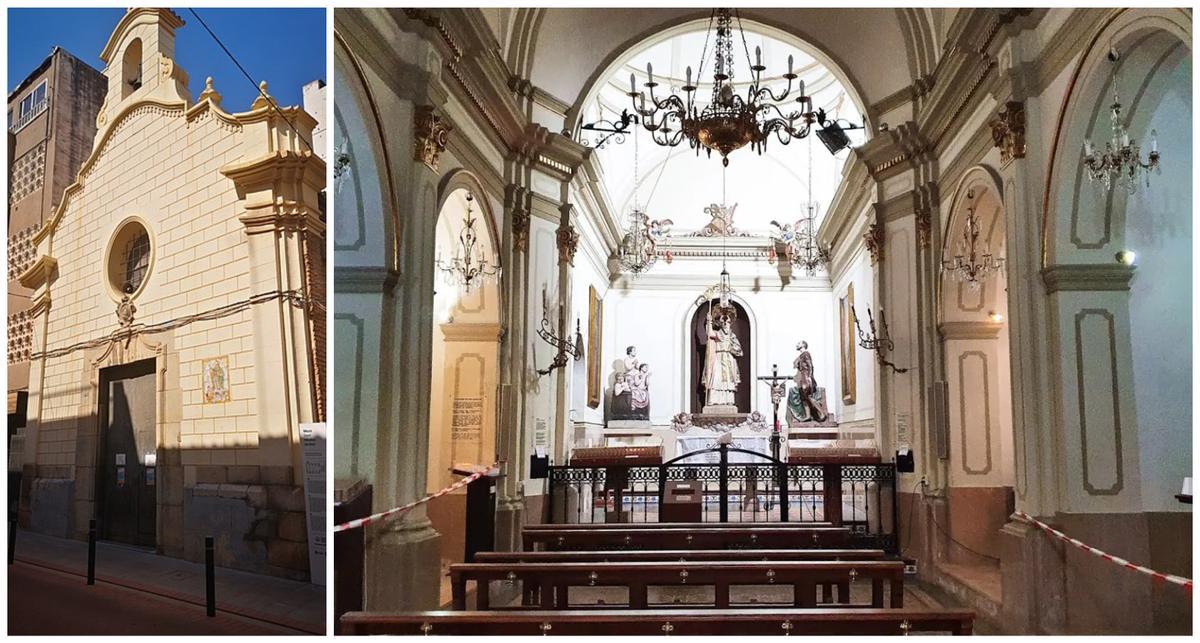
[624,8,860,166]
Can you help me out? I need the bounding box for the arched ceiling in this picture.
[524,8,919,119]
[585,21,866,234]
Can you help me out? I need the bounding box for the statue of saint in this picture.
[787,340,830,423]
[702,312,743,410]
[623,345,640,373]
[628,363,651,420]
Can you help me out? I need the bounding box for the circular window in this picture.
[106,219,153,297]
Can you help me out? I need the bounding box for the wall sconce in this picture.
[988,311,1004,323]
[852,306,908,374]
[1115,249,1137,266]
[535,287,583,377]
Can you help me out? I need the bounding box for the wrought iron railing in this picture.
[546,444,898,553]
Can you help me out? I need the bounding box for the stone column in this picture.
[494,178,530,550]
[334,14,450,609]
[990,32,1066,633]
[553,203,579,463]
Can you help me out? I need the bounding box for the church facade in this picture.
[16,9,326,580]
[332,6,1190,634]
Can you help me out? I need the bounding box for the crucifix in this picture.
[756,363,791,461]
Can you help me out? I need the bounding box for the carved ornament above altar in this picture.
[413,105,451,172]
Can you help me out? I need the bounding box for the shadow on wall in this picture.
[18,408,313,581]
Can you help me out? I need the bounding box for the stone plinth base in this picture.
[607,420,653,429]
[363,517,441,610]
[701,405,739,416]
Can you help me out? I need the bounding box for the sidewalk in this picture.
[10,528,325,634]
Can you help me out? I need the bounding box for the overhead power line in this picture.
[187,8,315,154]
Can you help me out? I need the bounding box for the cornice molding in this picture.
[1042,263,1135,293]
[334,265,401,294]
[440,322,503,342]
[18,255,58,291]
[939,321,1004,340]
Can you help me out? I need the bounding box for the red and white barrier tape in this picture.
[334,464,500,533]
[1014,511,1192,590]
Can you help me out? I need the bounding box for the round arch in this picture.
[436,168,504,266]
[1041,8,1191,268]
[333,31,400,271]
[936,165,1007,327]
[682,293,758,414]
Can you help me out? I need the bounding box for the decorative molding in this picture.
[440,322,503,342]
[1074,308,1124,496]
[915,209,932,249]
[1041,263,1135,293]
[333,265,401,294]
[334,313,365,477]
[989,100,1026,165]
[413,104,452,172]
[556,224,579,267]
[939,321,1004,340]
[864,219,885,265]
[512,208,530,253]
[957,350,994,475]
[17,255,57,290]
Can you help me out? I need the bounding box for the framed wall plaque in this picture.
[840,283,857,405]
[587,285,603,408]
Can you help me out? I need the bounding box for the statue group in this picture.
[611,345,651,421]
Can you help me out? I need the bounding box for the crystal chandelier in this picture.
[435,192,500,292]
[941,190,1004,290]
[617,127,659,274]
[1082,49,1161,193]
[626,8,860,166]
[771,136,829,275]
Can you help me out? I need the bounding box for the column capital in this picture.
[989,100,1027,167]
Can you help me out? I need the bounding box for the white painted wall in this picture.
[600,256,837,427]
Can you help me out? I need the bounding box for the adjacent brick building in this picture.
[8,47,106,412]
[15,8,326,581]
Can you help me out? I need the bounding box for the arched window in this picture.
[122,39,143,98]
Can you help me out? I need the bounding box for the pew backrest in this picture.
[340,608,975,636]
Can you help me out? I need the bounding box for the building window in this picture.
[106,219,153,297]
[11,80,48,133]
[122,231,151,292]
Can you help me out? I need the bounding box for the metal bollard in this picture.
[8,518,15,565]
[87,519,96,585]
[205,536,215,617]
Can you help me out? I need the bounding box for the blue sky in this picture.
[8,8,326,110]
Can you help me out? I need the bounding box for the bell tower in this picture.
[95,8,190,134]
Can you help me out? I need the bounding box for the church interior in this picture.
[331,7,1192,635]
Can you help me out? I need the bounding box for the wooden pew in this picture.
[523,525,851,551]
[340,607,976,635]
[523,521,833,530]
[474,548,885,563]
[476,549,887,606]
[450,560,905,610]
